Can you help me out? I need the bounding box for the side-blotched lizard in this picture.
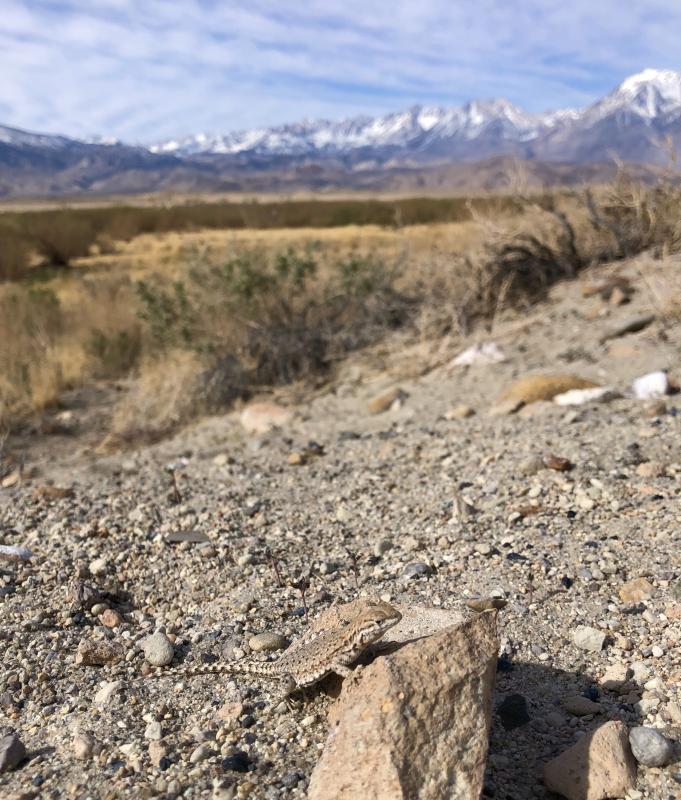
[138,600,401,698]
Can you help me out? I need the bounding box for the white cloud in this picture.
[0,0,679,140]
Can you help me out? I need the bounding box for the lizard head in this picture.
[351,600,402,646]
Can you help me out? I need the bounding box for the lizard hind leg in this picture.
[278,675,301,711]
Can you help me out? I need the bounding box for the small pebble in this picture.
[403,562,432,579]
[248,632,288,653]
[0,733,26,773]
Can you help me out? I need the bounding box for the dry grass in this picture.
[110,350,209,443]
[2,176,680,440]
[0,220,482,432]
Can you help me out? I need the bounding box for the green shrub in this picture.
[88,327,142,376]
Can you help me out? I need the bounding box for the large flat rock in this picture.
[309,607,498,800]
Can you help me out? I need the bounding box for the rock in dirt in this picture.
[632,370,669,399]
[240,402,293,434]
[76,638,125,666]
[619,577,654,603]
[543,720,637,800]
[492,374,600,414]
[94,680,124,706]
[445,404,475,419]
[601,664,631,691]
[0,545,33,563]
[563,695,603,716]
[248,632,288,653]
[367,387,407,414]
[73,731,97,760]
[449,342,506,367]
[600,313,655,343]
[553,387,619,406]
[629,726,675,767]
[0,732,26,773]
[142,631,174,666]
[497,693,531,730]
[308,607,498,800]
[572,626,606,652]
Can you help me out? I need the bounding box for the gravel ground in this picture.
[1,253,681,799]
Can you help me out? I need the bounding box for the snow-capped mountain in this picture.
[1,69,679,197]
[149,69,681,164]
[149,99,564,159]
[0,123,75,150]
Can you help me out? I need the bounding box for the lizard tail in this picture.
[142,660,273,679]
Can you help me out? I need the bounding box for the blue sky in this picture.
[1,0,680,142]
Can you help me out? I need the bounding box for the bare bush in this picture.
[110,350,211,442]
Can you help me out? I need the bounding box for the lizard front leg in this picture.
[330,663,354,679]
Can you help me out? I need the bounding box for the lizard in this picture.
[133,600,402,699]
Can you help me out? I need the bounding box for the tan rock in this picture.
[601,664,631,691]
[493,373,599,414]
[643,399,667,418]
[367,387,407,414]
[217,701,243,724]
[148,740,169,768]
[309,608,498,800]
[239,402,293,434]
[75,638,125,666]
[445,404,475,420]
[635,461,666,478]
[99,609,123,628]
[619,577,654,603]
[608,342,639,359]
[608,286,629,306]
[544,720,636,800]
[563,696,603,716]
[517,400,556,418]
[73,731,98,760]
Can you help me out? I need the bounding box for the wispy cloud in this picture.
[1,0,680,141]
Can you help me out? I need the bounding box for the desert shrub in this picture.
[0,286,64,419]
[438,175,681,333]
[110,350,209,442]
[585,177,681,260]
[28,213,96,267]
[88,328,142,377]
[0,227,31,281]
[136,279,198,350]
[133,246,410,407]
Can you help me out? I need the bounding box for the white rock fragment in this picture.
[554,387,619,406]
[632,371,668,400]
[240,402,293,434]
[94,680,124,706]
[572,626,606,652]
[144,721,163,740]
[450,341,506,367]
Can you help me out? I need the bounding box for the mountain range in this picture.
[1,69,680,198]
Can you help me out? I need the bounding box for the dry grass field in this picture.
[1,176,679,442]
[0,219,483,433]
